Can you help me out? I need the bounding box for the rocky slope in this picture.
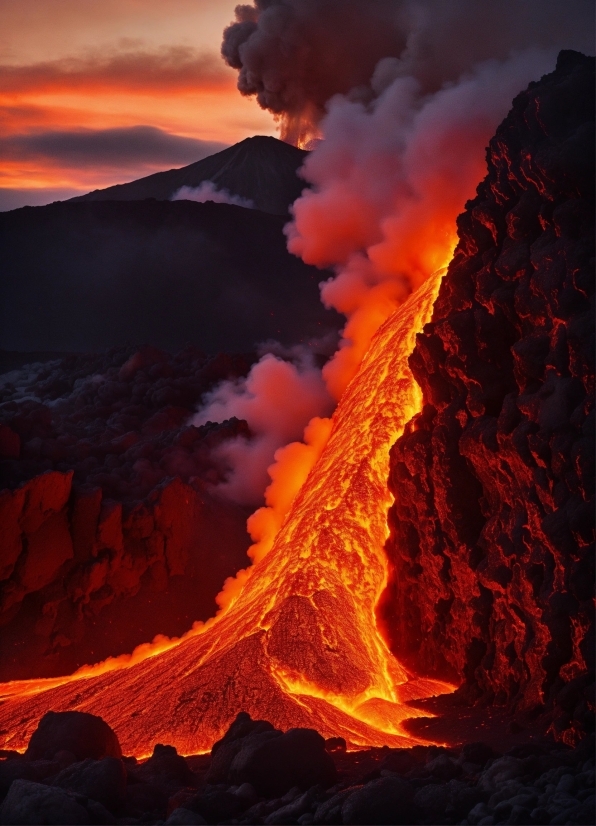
[0,711,593,825]
[382,51,594,741]
[0,346,254,680]
[71,136,308,216]
[0,198,340,353]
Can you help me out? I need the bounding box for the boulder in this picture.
[134,744,196,791]
[341,775,415,825]
[25,711,122,762]
[0,760,46,800]
[206,711,276,784]
[229,726,337,798]
[125,781,169,818]
[52,756,126,812]
[186,789,243,824]
[0,779,90,825]
[165,808,207,825]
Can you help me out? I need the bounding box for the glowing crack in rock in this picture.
[0,269,454,756]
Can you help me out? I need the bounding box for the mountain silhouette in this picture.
[70,136,309,215]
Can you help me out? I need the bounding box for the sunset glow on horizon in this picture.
[0,0,277,209]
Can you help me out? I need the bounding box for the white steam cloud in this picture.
[172,181,254,208]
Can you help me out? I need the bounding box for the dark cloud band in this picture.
[0,126,226,169]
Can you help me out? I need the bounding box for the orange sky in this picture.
[0,0,277,208]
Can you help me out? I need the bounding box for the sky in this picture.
[0,0,277,209]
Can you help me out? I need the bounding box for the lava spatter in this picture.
[0,270,453,756]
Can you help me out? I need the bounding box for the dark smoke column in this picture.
[221,0,407,145]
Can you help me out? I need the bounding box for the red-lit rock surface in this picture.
[0,347,254,680]
[382,51,594,739]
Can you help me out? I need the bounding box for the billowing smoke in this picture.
[172,181,254,208]
[208,0,594,517]
[222,0,593,145]
[191,350,333,505]
[287,49,562,397]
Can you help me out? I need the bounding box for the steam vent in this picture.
[0,46,594,818]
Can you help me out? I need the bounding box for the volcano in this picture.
[0,49,593,791]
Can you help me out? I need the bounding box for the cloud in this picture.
[172,181,254,208]
[0,126,226,170]
[0,46,231,95]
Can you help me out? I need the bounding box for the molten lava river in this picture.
[0,271,455,756]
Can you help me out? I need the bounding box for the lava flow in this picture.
[0,269,454,756]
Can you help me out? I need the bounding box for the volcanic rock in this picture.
[0,779,90,825]
[230,727,337,798]
[186,789,244,824]
[341,774,416,825]
[52,756,126,812]
[0,347,255,681]
[134,744,196,792]
[165,808,207,825]
[25,711,122,762]
[383,50,595,738]
[206,713,337,798]
[206,712,277,784]
[125,780,170,819]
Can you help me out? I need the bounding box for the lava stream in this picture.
[0,270,454,756]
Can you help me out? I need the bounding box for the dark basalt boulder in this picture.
[25,711,122,762]
[206,713,337,798]
[0,779,91,825]
[206,712,277,784]
[341,775,416,825]
[52,756,126,813]
[382,50,595,739]
[134,744,196,792]
[229,727,337,797]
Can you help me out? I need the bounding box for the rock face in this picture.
[0,347,255,681]
[382,51,594,738]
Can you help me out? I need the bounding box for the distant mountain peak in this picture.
[70,136,309,215]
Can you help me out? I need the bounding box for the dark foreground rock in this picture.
[206,712,337,797]
[52,756,126,812]
[0,779,92,825]
[25,711,122,762]
[0,711,594,824]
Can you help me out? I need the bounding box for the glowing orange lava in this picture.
[0,269,454,756]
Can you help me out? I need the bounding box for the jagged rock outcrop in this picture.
[382,51,594,740]
[0,346,255,680]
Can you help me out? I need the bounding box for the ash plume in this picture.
[222,0,594,145]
